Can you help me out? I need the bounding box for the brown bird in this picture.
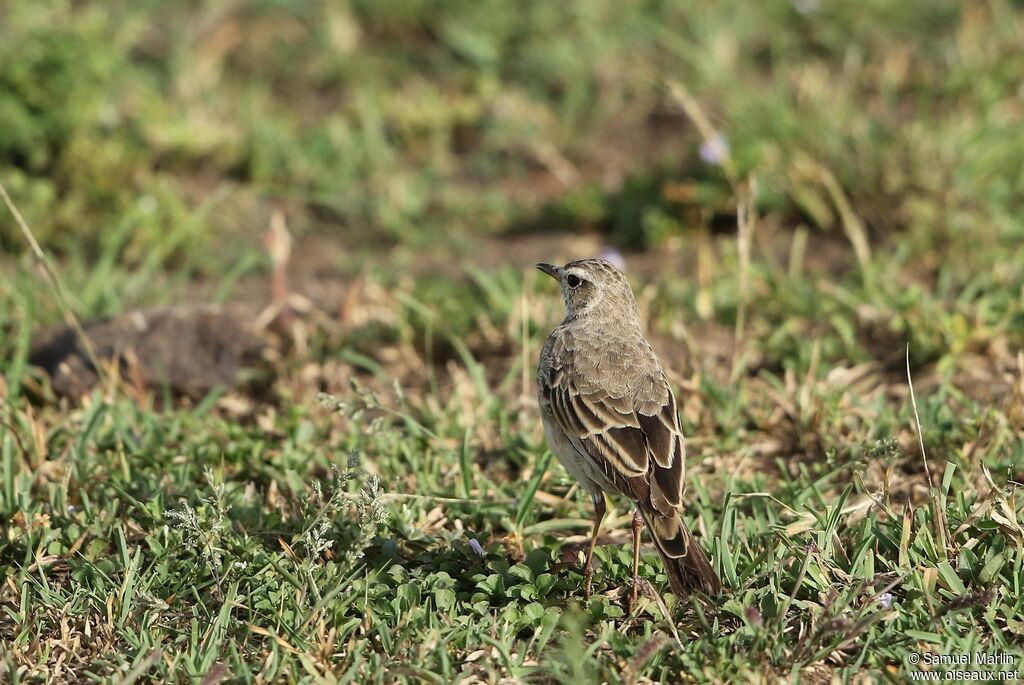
[536,258,721,605]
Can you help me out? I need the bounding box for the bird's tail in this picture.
[640,510,721,599]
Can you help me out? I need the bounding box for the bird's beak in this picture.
[536,263,561,281]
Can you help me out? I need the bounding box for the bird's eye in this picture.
[566,274,581,288]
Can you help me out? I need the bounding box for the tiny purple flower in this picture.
[598,247,626,270]
[699,133,729,166]
[878,592,894,610]
[468,538,485,558]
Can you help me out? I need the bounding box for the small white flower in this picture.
[792,0,821,15]
[699,133,730,166]
[879,592,894,609]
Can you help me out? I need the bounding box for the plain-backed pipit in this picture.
[536,258,721,605]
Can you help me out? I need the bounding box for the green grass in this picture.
[3,0,1024,682]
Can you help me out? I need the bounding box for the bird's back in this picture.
[539,320,670,415]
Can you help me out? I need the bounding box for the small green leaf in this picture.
[434,588,456,611]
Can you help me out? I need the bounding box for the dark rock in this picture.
[30,304,267,399]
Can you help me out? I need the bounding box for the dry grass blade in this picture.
[0,181,106,385]
[112,648,163,685]
[816,164,872,280]
[907,343,951,559]
[906,344,933,491]
[637,579,686,653]
[732,179,758,381]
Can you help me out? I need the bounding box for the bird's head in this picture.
[536,258,639,321]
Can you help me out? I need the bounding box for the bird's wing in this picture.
[541,344,685,516]
[540,331,721,597]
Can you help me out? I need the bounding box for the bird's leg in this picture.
[628,509,644,612]
[583,492,606,599]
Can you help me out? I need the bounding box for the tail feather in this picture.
[640,510,721,599]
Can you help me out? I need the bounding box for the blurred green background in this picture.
[4,0,1021,268]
